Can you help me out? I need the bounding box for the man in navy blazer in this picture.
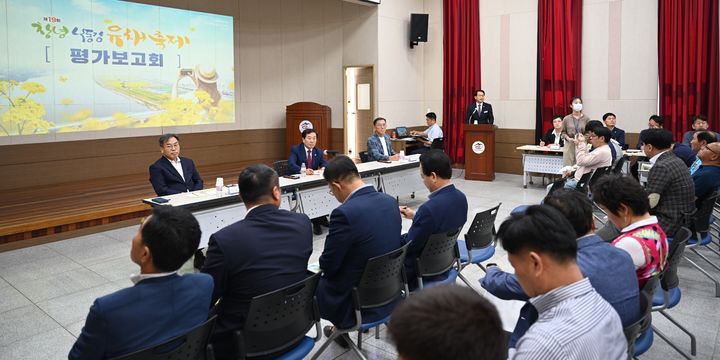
[400,150,468,289]
[288,128,327,175]
[69,206,213,360]
[367,117,401,161]
[318,156,403,341]
[202,164,313,360]
[466,89,494,124]
[149,133,204,196]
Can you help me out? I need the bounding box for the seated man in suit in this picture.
[149,133,206,268]
[539,115,564,147]
[409,112,444,155]
[69,206,213,360]
[367,117,401,162]
[388,285,506,360]
[682,115,709,146]
[642,129,695,237]
[466,89,494,124]
[288,128,327,175]
[288,128,329,234]
[202,164,313,360]
[399,150,467,289]
[149,133,204,196]
[602,112,626,147]
[318,156,403,346]
[482,189,639,348]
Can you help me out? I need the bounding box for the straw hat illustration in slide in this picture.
[193,64,221,106]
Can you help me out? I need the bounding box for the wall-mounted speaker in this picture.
[410,13,429,48]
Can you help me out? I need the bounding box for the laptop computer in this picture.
[395,126,411,138]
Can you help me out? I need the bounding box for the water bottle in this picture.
[215,177,224,196]
[300,162,306,177]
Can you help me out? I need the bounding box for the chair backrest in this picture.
[464,204,501,250]
[359,151,370,163]
[661,227,690,291]
[577,166,612,193]
[431,137,444,150]
[639,274,659,318]
[415,228,462,278]
[623,292,650,358]
[693,191,720,234]
[238,272,321,358]
[109,316,217,360]
[612,156,627,174]
[353,243,409,310]
[273,160,289,176]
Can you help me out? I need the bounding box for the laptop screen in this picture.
[396,126,408,137]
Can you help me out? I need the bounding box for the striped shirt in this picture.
[510,278,627,360]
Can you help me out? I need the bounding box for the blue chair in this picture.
[311,244,409,360]
[414,228,462,289]
[651,227,695,359]
[628,274,660,358]
[683,192,720,297]
[235,272,321,360]
[457,204,501,289]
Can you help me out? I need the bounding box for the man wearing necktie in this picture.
[466,89,494,124]
[288,128,328,234]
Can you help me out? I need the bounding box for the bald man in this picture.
[692,142,720,205]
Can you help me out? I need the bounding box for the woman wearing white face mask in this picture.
[561,97,590,166]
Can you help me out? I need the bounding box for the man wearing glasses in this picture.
[692,142,720,206]
[149,133,204,196]
[548,127,612,192]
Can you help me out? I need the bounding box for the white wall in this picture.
[375,0,443,129]
[479,0,660,133]
[479,1,538,130]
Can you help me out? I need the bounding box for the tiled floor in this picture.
[1,172,719,359]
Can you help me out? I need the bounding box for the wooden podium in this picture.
[285,102,331,155]
[464,124,496,181]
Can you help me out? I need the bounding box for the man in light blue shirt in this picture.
[410,112,443,155]
[496,205,626,360]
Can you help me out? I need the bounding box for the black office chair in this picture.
[311,244,409,360]
[415,228,462,289]
[684,191,720,297]
[273,160,289,176]
[457,204,501,289]
[576,166,612,194]
[235,272,321,359]
[612,156,627,174]
[109,316,217,360]
[359,151,370,163]
[630,274,660,357]
[651,227,695,359]
[430,137,444,150]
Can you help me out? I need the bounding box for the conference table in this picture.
[143,159,424,248]
[516,145,564,188]
[516,145,648,187]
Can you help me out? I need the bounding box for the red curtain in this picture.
[536,0,583,141]
[659,0,719,140]
[443,0,481,164]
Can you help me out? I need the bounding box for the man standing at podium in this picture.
[466,89,494,125]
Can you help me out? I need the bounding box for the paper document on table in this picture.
[307,262,321,273]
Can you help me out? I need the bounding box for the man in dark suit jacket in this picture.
[466,89,494,124]
[149,133,204,196]
[602,112,626,147]
[202,164,313,359]
[69,206,213,360]
[288,128,327,175]
[318,156,403,340]
[642,129,695,237]
[400,150,467,289]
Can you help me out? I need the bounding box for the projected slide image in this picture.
[0,0,235,136]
